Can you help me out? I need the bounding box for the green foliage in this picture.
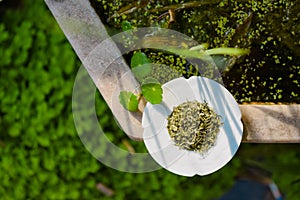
[141,77,163,104]
[130,51,152,81]
[119,52,163,111]
[130,52,151,68]
[121,20,132,31]
[131,64,152,82]
[0,1,102,199]
[119,91,139,111]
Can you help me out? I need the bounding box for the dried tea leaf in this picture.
[167,101,222,154]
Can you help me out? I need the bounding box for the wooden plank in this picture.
[45,0,144,140]
[240,104,300,143]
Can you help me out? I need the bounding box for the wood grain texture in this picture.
[240,104,300,143]
[45,0,143,139]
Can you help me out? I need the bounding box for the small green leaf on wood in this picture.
[130,52,151,68]
[141,77,163,104]
[119,91,139,111]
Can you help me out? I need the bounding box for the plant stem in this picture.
[206,47,250,56]
[159,46,249,60]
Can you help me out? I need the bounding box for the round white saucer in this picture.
[142,76,243,176]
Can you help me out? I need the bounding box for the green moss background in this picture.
[0,0,300,199]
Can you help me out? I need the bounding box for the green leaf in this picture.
[132,64,152,82]
[119,91,139,111]
[8,123,21,137]
[121,21,132,31]
[38,136,50,147]
[130,52,151,68]
[141,77,163,104]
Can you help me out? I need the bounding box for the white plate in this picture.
[142,76,243,176]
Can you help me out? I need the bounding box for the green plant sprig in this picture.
[143,38,250,58]
[119,52,163,112]
[119,44,249,112]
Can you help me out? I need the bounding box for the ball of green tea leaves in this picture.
[167,101,222,154]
